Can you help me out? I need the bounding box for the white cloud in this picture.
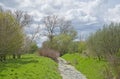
[0,0,120,46]
[104,4,120,23]
[3,0,106,25]
[0,2,13,10]
[0,3,4,7]
[36,36,48,47]
[11,0,105,24]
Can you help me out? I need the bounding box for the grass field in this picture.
[62,53,107,79]
[0,54,62,79]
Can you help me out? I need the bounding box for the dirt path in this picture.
[58,57,87,79]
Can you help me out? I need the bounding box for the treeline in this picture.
[0,7,38,61]
[87,23,120,79]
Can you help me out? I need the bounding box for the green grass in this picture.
[62,53,107,79]
[0,54,62,79]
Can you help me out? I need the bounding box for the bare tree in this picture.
[42,15,77,54]
[43,15,76,41]
[43,15,59,42]
[58,17,72,34]
[14,10,32,27]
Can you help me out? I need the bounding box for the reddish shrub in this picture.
[39,48,60,62]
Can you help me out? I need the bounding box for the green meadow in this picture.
[0,54,62,79]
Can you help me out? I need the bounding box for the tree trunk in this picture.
[0,56,2,61]
[0,54,6,61]
[17,54,21,59]
[13,54,16,59]
[3,55,6,61]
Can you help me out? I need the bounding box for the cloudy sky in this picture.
[0,0,120,46]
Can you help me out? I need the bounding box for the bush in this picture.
[39,48,60,62]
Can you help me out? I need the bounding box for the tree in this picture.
[29,41,38,53]
[42,15,78,55]
[14,10,32,27]
[0,10,24,61]
[58,17,73,34]
[51,29,77,55]
[42,15,77,51]
[77,41,86,53]
[87,23,120,58]
[87,23,120,79]
[43,15,59,43]
[13,10,34,58]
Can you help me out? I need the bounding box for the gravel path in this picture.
[58,57,87,79]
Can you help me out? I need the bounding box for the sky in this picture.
[0,0,120,46]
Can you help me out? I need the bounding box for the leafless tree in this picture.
[42,15,77,54]
[14,10,32,27]
[58,17,72,34]
[43,15,59,42]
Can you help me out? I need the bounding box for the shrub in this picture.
[39,48,60,62]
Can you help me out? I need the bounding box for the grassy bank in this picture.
[62,53,107,79]
[0,54,62,79]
